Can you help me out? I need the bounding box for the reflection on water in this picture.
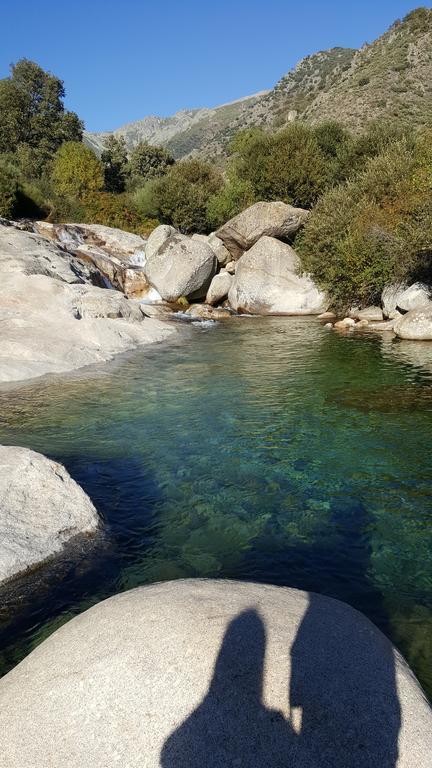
[0,317,431,698]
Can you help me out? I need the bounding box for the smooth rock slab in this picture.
[0,579,430,767]
[0,446,100,585]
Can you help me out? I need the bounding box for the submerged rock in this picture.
[0,579,429,767]
[144,234,216,302]
[216,201,309,259]
[228,236,327,315]
[0,445,100,586]
[329,384,432,413]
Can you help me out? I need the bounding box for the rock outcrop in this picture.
[228,236,327,315]
[0,446,100,586]
[0,579,430,767]
[35,221,147,261]
[352,306,384,322]
[0,223,178,384]
[216,201,309,259]
[144,234,216,302]
[394,304,432,340]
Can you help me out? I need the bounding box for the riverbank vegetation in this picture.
[0,45,431,308]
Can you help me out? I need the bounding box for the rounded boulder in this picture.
[0,579,430,767]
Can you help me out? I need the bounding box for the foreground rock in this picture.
[0,446,100,586]
[145,224,176,262]
[0,223,178,383]
[394,304,432,340]
[216,201,309,259]
[0,579,430,767]
[144,234,216,302]
[228,236,327,315]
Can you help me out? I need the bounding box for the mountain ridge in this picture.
[84,7,432,161]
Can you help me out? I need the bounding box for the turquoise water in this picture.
[0,317,431,697]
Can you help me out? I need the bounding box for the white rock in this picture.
[382,283,431,317]
[0,579,430,767]
[394,304,432,340]
[146,225,177,261]
[206,272,233,305]
[353,306,383,322]
[216,201,309,259]
[0,446,100,585]
[228,236,327,315]
[0,224,178,384]
[144,234,216,302]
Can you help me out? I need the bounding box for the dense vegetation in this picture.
[0,16,431,309]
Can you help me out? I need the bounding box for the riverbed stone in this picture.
[35,221,147,262]
[0,579,430,767]
[353,306,383,322]
[0,446,100,586]
[206,272,233,305]
[394,304,432,340]
[216,201,309,259]
[228,236,327,315]
[144,234,216,302]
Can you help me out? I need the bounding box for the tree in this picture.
[152,159,223,233]
[101,135,129,193]
[0,59,83,174]
[51,142,104,199]
[128,141,174,189]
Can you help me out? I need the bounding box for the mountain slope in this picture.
[84,7,432,161]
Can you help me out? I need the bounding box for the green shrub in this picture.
[206,178,255,229]
[229,124,329,208]
[0,159,18,217]
[51,142,104,200]
[101,135,129,193]
[297,133,432,310]
[151,159,223,233]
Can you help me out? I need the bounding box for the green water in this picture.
[0,317,431,697]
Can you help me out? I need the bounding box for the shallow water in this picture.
[0,317,431,698]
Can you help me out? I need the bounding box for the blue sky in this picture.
[1,1,429,131]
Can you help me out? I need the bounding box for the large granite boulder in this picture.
[216,201,309,259]
[0,579,430,767]
[144,234,216,302]
[228,236,327,315]
[206,272,233,305]
[0,446,100,586]
[0,224,178,383]
[394,304,432,340]
[382,283,431,318]
[146,224,176,262]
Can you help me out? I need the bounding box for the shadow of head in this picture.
[161,595,401,768]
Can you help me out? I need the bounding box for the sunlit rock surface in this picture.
[0,579,430,768]
[0,445,100,585]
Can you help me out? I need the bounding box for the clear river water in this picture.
[0,317,431,698]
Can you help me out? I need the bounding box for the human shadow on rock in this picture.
[161,598,401,768]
